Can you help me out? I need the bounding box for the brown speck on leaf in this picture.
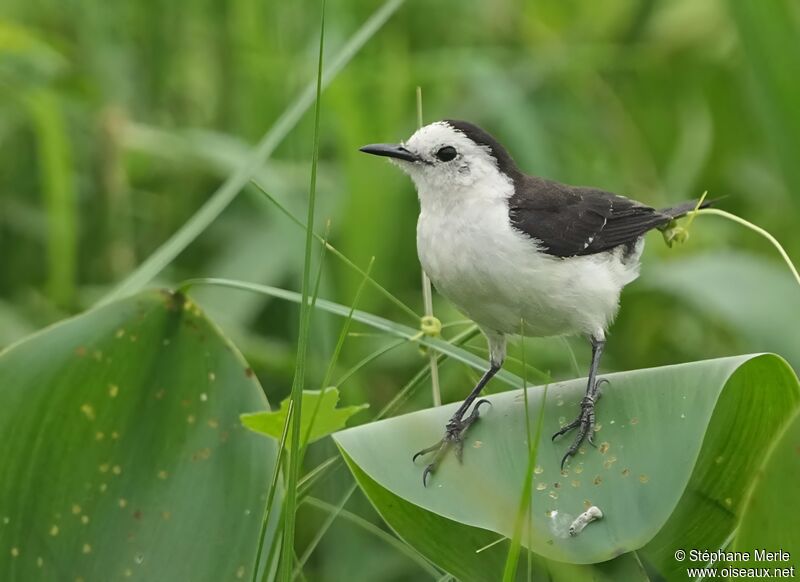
[192,447,212,461]
[245,368,254,378]
[593,475,603,485]
[133,510,142,520]
[621,468,630,477]
[603,455,618,469]
[75,346,87,357]
[599,442,610,454]
[157,470,168,480]
[630,417,639,425]
[161,511,171,520]
[584,499,592,510]
[553,482,560,489]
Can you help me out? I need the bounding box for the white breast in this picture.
[416,188,642,339]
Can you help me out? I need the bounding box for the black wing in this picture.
[508,176,672,258]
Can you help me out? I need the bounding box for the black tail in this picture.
[659,197,717,219]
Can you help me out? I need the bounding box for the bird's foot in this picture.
[412,399,491,486]
[552,379,607,469]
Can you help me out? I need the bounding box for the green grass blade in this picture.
[301,258,375,452]
[26,90,77,307]
[292,483,357,579]
[503,331,548,581]
[334,338,408,388]
[251,180,419,321]
[178,278,548,386]
[302,495,442,578]
[278,1,326,578]
[100,0,407,306]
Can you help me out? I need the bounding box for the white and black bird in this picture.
[360,120,711,485]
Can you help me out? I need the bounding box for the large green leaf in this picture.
[0,291,276,581]
[342,451,651,582]
[733,408,800,572]
[334,354,799,571]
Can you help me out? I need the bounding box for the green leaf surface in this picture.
[341,450,650,582]
[734,408,800,572]
[0,291,276,581]
[242,387,368,447]
[334,355,799,569]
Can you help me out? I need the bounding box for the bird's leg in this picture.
[413,365,499,487]
[552,336,606,469]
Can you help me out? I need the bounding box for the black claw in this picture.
[412,441,443,463]
[472,398,492,413]
[422,464,434,487]
[413,398,492,486]
[552,418,581,441]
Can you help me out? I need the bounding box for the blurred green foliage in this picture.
[1,0,799,580]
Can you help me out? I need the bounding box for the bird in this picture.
[360,119,711,486]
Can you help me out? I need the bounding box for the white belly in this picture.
[416,197,642,338]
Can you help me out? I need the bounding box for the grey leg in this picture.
[552,336,606,469]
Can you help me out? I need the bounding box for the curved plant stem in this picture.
[694,208,800,288]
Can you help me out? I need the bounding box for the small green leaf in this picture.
[242,387,368,448]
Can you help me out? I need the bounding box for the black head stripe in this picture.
[443,119,520,177]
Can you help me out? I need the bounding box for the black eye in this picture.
[435,146,457,162]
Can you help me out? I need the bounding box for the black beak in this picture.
[359,143,420,162]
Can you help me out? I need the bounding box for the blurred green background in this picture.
[1,0,799,579]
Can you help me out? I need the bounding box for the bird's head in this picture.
[360,120,519,201]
